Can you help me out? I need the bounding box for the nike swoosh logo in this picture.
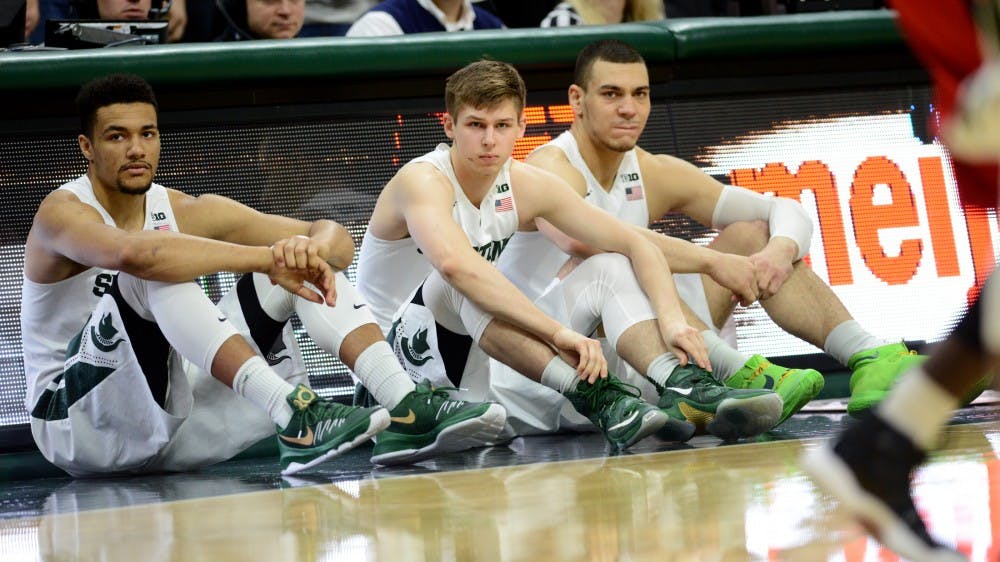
[390,409,416,424]
[279,426,314,446]
[608,410,640,431]
[353,303,366,309]
[218,316,227,322]
[762,374,775,390]
[666,386,693,396]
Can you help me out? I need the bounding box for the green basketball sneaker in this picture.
[278,384,390,476]
[565,376,691,449]
[370,379,507,466]
[656,364,782,440]
[724,355,824,426]
[847,343,925,417]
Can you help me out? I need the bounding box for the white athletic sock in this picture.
[540,357,581,394]
[645,353,681,387]
[353,342,415,409]
[823,320,887,367]
[877,367,958,450]
[702,330,749,381]
[232,356,296,428]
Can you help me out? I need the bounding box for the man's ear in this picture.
[78,134,93,163]
[568,84,584,116]
[443,113,455,140]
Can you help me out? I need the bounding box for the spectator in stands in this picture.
[346,0,503,36]
[31,0,187,43]
[540,0,662,27]
[215,0,304,40]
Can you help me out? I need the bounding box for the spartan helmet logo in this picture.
[90,313,126,353]
[389,317,434,367]
[402,328,433,366]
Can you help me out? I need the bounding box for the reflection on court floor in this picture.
[0,408,997,561]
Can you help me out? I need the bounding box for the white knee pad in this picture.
[294,272,380,357]
[420,271,493,344]
[116,273,239,374]
[538,253,655,350]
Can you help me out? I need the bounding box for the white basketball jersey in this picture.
[357,144,519,332]
[21,175,179,409]
[498,131,650,300]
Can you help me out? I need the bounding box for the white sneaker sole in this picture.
[370,404,507,466]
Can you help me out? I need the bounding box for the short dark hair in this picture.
[445,60,526,118]
[574,40,645,89]
[76,74,158,137]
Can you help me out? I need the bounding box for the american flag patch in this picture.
[625,186,644,201]
[494,196,513,213]
[154,224,170,231]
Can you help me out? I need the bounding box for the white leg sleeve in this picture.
[294,273,379,356]
[246,272,379,357]
[537,253,656,350]
[115,273,239,374]
[421,270,494,344]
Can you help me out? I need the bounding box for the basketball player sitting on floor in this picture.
[21,73,505,478]
[513,39,962,425]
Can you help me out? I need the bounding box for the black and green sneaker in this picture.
[657,365,782,440]
[370,379,507,466]
[566,376,693,449]
[278,384,390,476]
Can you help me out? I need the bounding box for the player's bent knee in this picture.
[711,221,768,255]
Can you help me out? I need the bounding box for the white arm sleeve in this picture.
[710,185,813,261]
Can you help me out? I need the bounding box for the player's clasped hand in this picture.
[713,253,758,306]
[661,321,710,371]
[748,250,793,301]
[552,326,608,383]
[268,235,338,306]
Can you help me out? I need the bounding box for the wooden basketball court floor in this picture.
[1,402,998,562]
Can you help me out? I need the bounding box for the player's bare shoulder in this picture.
[636,146,686,175]
[370,161,454,240]
[636,146,722,217]
[31,188,104,237]
[524,144,587,196]
[386,161,451,198]
[25,189,109,282]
